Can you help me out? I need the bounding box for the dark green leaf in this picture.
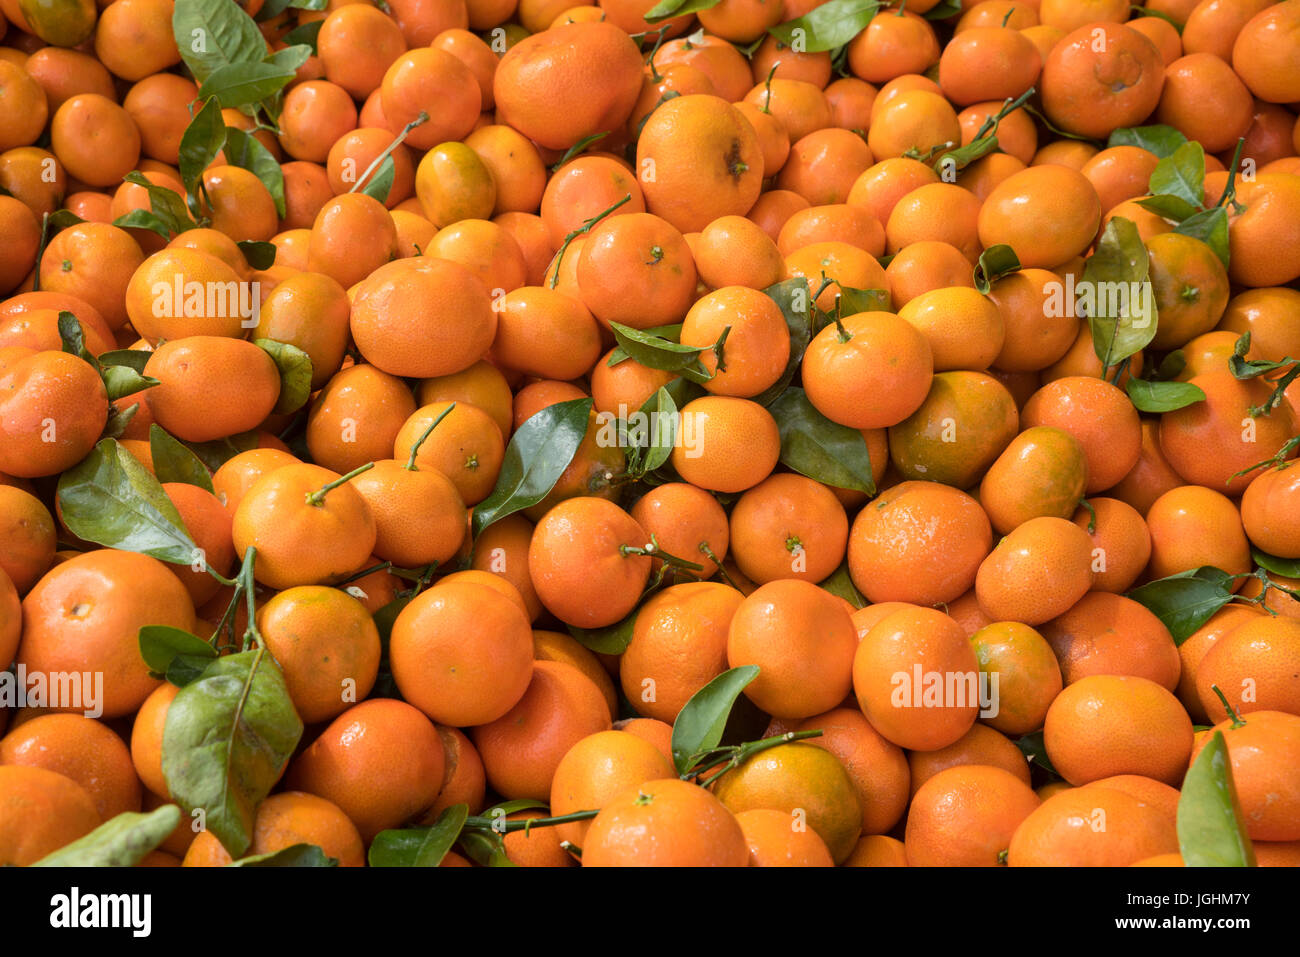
[1148,141,1206,211]
[471,397,593,537]
[1135,193,1197,223]
[238,239,276,270]
[161,649,304,858]
[32,805,182,867]
[265,43,312,73]
[922,0,960,18]
[769,387,875,494]
[1125,567,1235,644]
[223,128,287,218]
[1125,378,1206,413]
[625,385,677,475]
[282,18,323,52]
[1015,730,1060,778]
[357,154,396,204]
[173,0,271,85]
[97,348,152,374]
[483,798,548,817]
[835,285,890,315]
[101,366,158,403]
[609,322,712,377]
[973,243,1021,294]
[57,311,95,365]
[103,402,140,440]
[123,170,197,235]
[256,0,294,19]
[231,843,337,866]
[1174,207,1230,268]
[178,97,227,195]
[768,0,882,53]
[111,208,174,240]
[139,624,217,685]
[45,209,85,231]
[550,132,609,172]
[369,805,469,867]
[1155,349,1186,382]
[1251,547,1300,579]
[1107,124,1188,159]
[670,665,760,775]
[1177,731,1255,866]
[150,423,216,492]
[1085,216,1158,369]
[644,0,722,23]
[819,561,865,609]
[569,611,637,655]
[253,338,311,414]
[457,828,515,867]
[753,277,814,407]
[181,431,262,471]
[57,439,198,564]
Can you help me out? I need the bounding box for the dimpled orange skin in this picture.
[726,579,858,720]
[669,396,781,494]
[1240,464,1300,558]
[1040,23,1167,140]
[1041,591,1183,691]
[527,497,651,629]
[17,550,195,719]
[581,777,750,867]
[0,351,107,479]
[969,621,1065,737]
[1044,675,1194,786]
[1194,616,1300,720]
[231,464,378,591]
[1020,376,1142,494]
[852,606,981,751]
[794,707,911,836]
[847,481,992,607]
[904,764,1042,867]
[142,337,281,444]
[975,517,1095,626]
[1007,786,1179,866]
[0,765,101,866]
[182,791,365,867]
[389,581,535,727]
[548,729,676,847]
[979,425,1089,536]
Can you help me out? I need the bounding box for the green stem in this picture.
[699,542,738,589]
[463,809,599,832]
[404,402,456,470]
[620,533,705,572]
[305,462,374,506]
[1214,138,1247,210]
[696,729,824,789]
[350,112,429,194]
[548,194,632,290]
[1209,684,1246,729]
[1077,498,1097,534]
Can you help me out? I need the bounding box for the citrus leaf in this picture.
[150,423,215,492]
[139,624,217,682]
[608,322,712,378]
[1147,140,1206,212]
[1085,216,1157,369]
[1135,193,1197,223]
[181,431,262,471]
[178,96,227,196]
[369,805,469,867]
[769,387,875,494]
[1015,730,1060,778]
[161,649,303,858]
[753,277,814,407]
[1107,124,1187,159]
[231,843,337,866]
[358,154,396,204]
[457,828,516,867]
[122,170,197,235]
[644,0,721,23]
[1177,730,1255,866]
[1174,207,1230,268]
[97,348,152,373]
[57,438,198,564]
[624,385,677,476]
[835,284,890,315]
[111,208,174,240]
[1251,547,1300,579]
[253,338,311,414]
[471,397,593,537]
[768,0,882,53]
[32,805,182,867]
[819,561,865,609]
[238,239,276,270]
[265,43,311,73]
[103,402,140,440]
[173,0,270,86]
[102,365,159,403]
[1125,378,1206,413]
[974,243,1021,294]
[224,128,287,218]
[670,665,760,775]
[282,18,323,51]
[1125,567,1235,644]
[569,611,637,655]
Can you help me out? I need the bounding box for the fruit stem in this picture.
[404,402,456,470]
[350,112,429,195]
[760,62,778,114]
[711,325,731,373]
[1214,138,1247,212]
[699,542,738,589]
[1209,684,1247,730]
[305,462,375,506]
[620,534,705,572]
[238,546,264,651]
[463,809,598,832]
[695,729,825,789]
[1077,498,1097,534]
[548,193,633,289]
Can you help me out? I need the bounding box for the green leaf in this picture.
[369,805,469,867]
[265,43,311,73]
[644,0,722,23]
[625,385,677,476]
[471,397,593,537]
[150,423,216,492]
[569,611,637,655]
[1107,124,1187,159]
[238,239,276,270]
[1015,730,1060,778]
[358,155,396,204]
[200,61,297,108]
[819,561,865,609]
[101,365,158,403]
[1251,547,1300,579]
[1125,567,1235,645]
[1135,193,1198,223]
[973,243,1021,294]
[1084,216,1158,369]
[97,348,152,374]
[834,285,890,315]
[1147,140,1206,211]
[1155,349,1186,382]
[922,0,960,18]
[670,665,760,775]
[139,624,217,684]
[609,322,712,379]
[457,828,515,867]
[122,170,197,235]
[111,208,174,240]
[181,431,262,471]
[161,649,304,858]
[57,439,198,564]
[549,132,608,172]
[768,0,882,53]
[57,310,96,365]
[282,18,323,52]
[1174,207,1230,268]
[178,97,227,196]
[32,805,182,867]
[231,843,337,866]
[104,402,140,440]
[753,277,814,407]
[256,0,295,19]
[483,798,548,817]
[769,387,875,494]
[173,0,270,86]
[223,128,287,219]
[1125,378,1206,413]
[253,338,311,414]
[934,135,1001,176]
[1177,731,1255,866]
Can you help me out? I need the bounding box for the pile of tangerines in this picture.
[0,0,1299,869]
